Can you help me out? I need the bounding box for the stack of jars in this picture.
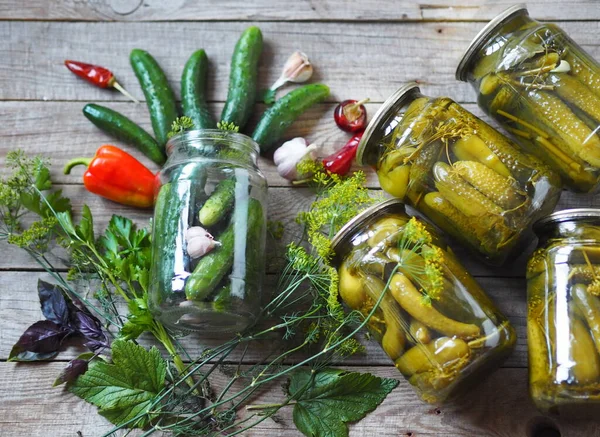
[331,4,600,412]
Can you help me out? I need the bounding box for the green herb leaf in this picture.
[76,204,94,243]
[69,340,166,428]
[120,296,155,341]
[288,368,398,437]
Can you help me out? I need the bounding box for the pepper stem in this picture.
[112,80,140,104]
[63,157,93,175]
[343,98,370,121]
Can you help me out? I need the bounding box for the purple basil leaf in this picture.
[73,312,109,352]
[38,280,69,326]
[8,320,70,362]
[53,359,89,386]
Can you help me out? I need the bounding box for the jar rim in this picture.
[356,82,421,167]
[330,198,405,255]
[455,4,528,82]
[533,208,600,232]
[165,129,260,157]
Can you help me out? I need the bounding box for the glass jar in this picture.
[331,198,516,404]
[149,130,268,334]
[456,5,600,193]
[356,83,561,266]
[527,209,600,415]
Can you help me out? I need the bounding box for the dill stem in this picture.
[246,402,295,411]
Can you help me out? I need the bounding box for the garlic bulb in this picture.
[186,226,217,258]
[273,137,318,181]
[270,51,313,91]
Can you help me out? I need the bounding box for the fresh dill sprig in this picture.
[168,116,195,138]
[217,120,240,132]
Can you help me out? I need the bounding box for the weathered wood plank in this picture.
[0,0,598,22]
[1,362,599,437]
[1,21,599,103]
[0,271,527,366]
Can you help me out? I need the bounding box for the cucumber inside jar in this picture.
[473,23,600,192]
[375,96,560,265]
[153,167,266,333]
[338,215,515,403]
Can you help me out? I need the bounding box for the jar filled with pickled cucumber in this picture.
[527,209,600,415]
[331,198,516,404]
[356,83,561,265]
[457,5,600,193]
[149,130,268,334]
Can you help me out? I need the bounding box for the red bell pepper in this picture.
[322,131,364,176]
[64,60,139,103]
[64,145,156,208]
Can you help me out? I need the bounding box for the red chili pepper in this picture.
[322,131,364,176]
[64,60,139,103]
[334,98,369,132]
[63,145,156,208]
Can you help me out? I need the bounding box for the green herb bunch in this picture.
[1,153,398,437]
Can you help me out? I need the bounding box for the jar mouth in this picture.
[455,4,528,82]
[533,208,600,233]
[165,129,260,157]
[356,82,421,167]
[330,198,405,259]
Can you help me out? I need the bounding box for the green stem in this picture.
[246,402,295,411]
[63,157,92,175]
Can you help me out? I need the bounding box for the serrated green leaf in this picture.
[69,340,166,428]
[75,205,94,243]
[56,211,76,236]
[120,296,155,341]
[43,189,72,215]
[289,368,398,437]
[34,164,52,191]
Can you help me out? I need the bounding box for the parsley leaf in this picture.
[69,340,166,428]
[288,368,398,437]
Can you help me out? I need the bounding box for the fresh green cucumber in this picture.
[198,178,236,226]
[130,49,178,147]
[220,27,263,130]
[82,103,166,165]
[252,84,330,153]
[212,284,232,312]
[152,183,184,302]
[185,198,263,301]
[181,49,216,130]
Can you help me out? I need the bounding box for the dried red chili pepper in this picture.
[64,145,156,208]
[322,131,364,176]
[64,60,139,103]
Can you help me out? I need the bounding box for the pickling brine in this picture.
[149,130,268,335]
[527,209,600,415]
[457,5,600,192]
[331,199,516,404]
[356,83,561,265]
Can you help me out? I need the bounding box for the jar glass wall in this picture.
[527,209,600,415]
[149,130,268,335]
[332,199,516,404]
[357,83,561,265]
[457,5,600,192]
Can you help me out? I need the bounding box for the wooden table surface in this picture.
[2,1,600,436]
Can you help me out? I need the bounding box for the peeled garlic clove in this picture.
[186,226,213,241]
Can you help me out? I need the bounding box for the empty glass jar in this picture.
[457,5,600,192]
[331,198,516,403]
[357,83,561,265]
[149,130,268,334]
[527,209,600,415]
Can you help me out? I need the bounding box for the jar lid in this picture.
[356,83,421,167]
[455,4,528,82]
[330,198,404,255]
[534,208,600,231]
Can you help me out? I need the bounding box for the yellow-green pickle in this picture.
[331,199,516,403]
[357,83,561,265]
[527,209,600,416]
[457,5,600,192]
